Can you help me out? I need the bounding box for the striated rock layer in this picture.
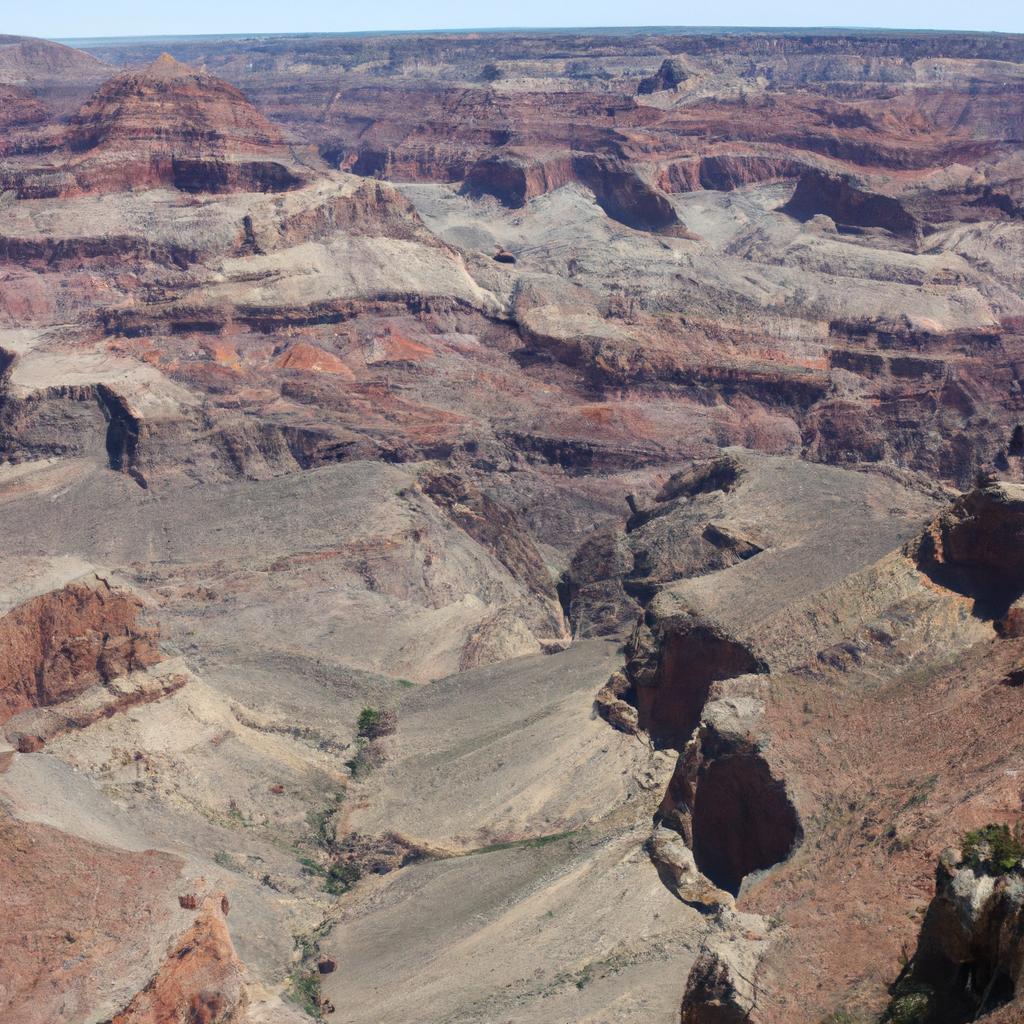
[3,25,1024,1024]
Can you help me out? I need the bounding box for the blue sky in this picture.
[10,0,1023,41]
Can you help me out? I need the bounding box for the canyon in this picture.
[2,24,1024,1024]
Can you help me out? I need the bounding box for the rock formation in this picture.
[886,846,1024,1022]
[4,53,313,197]
[0,576,160,725]
[3,24,1024,1024]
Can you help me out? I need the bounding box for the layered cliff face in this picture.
[3,26,1024,1024]
[0,576,160,726]
[3,53,312,197]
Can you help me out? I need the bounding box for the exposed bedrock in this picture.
[657,153,810,194]
[680,912,772,1024]
[0,381,357,485]
[914,481,1024,617]
[658,695,802,898]
[567,455,759,638]
[782,168,920,236]
[688,747,801,897]
[420,469,566,636]
[109,889,251,1024]
[3,53,314,199]
[462,151,693,234]
[168,156,306,195]
[0,576,160,725]
[885,847,1024,1024]
[461,152,574,207]
[626,617,767,750]
[637,57,692,94]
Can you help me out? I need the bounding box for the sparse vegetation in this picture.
[213,849,241,871]
[356,706,397,740]
[962,823,1024,875]
[324,859,362,895]
[288,921,334,1022]
[345,738,385,779]
[289,966,323,1021]
[298,793,367,896]
[884,987,933,1024]
[819,1011,861,1024]
[307,800,340,851]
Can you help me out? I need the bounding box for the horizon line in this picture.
[47,24,1024,44]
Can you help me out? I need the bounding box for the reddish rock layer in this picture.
[0,812,184,1024]
[0,579,160,724]
[111,892,249,1024]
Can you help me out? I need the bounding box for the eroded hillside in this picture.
[2,28,1024,1024]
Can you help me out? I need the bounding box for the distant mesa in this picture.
[4,52,316,198]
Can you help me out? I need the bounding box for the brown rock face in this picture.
[0,578,160,724]
[782,168,920,236]
[887,848,1024,1023]
[16,53,310,196]
[0,812,185,1024]
[111,892,249,1024]
[630,623,766,750]
[916,483,1024,613]
[68,53,285,153]
[638,57,690,95]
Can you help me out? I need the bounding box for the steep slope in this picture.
[3,27,1024,1024]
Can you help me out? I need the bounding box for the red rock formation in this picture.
[782,167,920,235]
[111,891,249,1024]
[0,812,185,1024]
[10,53,311,197]
[915,482,1024,611]
[0,578,160,724]
[0,33,111,114]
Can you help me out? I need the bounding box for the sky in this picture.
[8,0,1023,41]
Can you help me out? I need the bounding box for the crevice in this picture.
[95,385,147,488]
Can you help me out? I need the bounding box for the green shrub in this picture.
[962,823,1024,875]
[356,706,397,740]
[887,990,931,1024]
[288,966,322,1020]
[324,859,362,895]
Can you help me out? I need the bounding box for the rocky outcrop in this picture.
[463,150,693,235]
[680,911,772,1024]
[3,660,188,752]
[660,695,801,896]
[782,168,920,236]
[111,889,249,1024]
[421,470,562,625]
[886,846,1024,1023]
[647,825,732,910]
[461,153,574,208]
[915,482,1024,616]
[657,153,808,193]
[572,155,695,235]
[638,57,691,95]
[627,618,766,750]
[0,33,111,116]
[0,577,160,724]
